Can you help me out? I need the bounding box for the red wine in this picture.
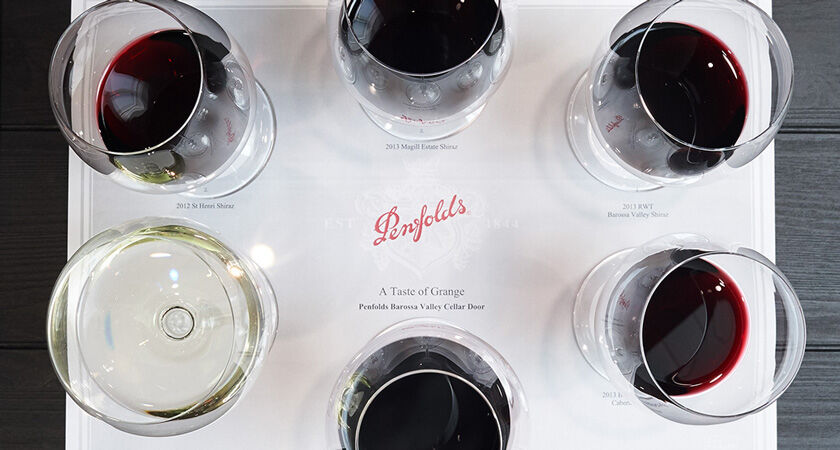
[345,0,501,74]
[358,371,501,450]
[633,22,748,150]
[338,337,511,450]
[97,30,202,153]
[640,258,749,397]
[599,22,748,176]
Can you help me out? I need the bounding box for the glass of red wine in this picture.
[327,0,517,141]
[567,0,793,191]
[573,234,806,424]
[49,0,276,198]
[47,217,278,436]
[327,318,529,449]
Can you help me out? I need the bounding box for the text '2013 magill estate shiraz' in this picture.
[641,258,749,397]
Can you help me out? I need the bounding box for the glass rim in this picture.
[49,0,207,157]
[340,0,504,78]
[632,0,794,153]
[636,249,806,420]
[337,318,506,383]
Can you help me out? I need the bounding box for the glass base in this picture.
[572,248,634,380]
[184,81,276,198]
[362,104,486,142]
[566,73,660,192]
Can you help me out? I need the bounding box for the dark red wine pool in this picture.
[97,30,202,153]
[606,22,750,175]
[642,258,749,396]
[357,371,501,450]
[346,0,500,74]
[635,22,748,150]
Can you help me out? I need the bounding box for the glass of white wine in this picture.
[47,218,277,436]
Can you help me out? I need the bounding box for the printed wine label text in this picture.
[373,194,468,246]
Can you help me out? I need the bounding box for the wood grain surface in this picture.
[778,351,840,448]
[776,133,840,350]
[0,350,65,449]
[0,0,837,448]
[774,0,840,132]
[0,131,68,344]
[0,1,69,128]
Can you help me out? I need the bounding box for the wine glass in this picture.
[567,0,793,191]
[327,318,529,449]
[327,0,517,141]
[49,0,276,198]
[573,234,806,424]
[46,218,278,436]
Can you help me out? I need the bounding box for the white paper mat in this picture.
[67,0,776,448]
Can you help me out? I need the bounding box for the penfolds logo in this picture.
[373,194,468,246]
[618,293,630,310]
[605,114,624,133]
[224,117,236,143]
[399,114,446,125]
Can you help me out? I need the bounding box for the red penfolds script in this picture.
[373,195,468,246]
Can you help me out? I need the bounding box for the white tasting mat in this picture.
[66,0,777,448]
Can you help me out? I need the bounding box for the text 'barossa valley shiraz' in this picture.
[344,0,502,74]
[639,258,749,397]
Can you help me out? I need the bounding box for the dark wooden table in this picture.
[1,0,838,448]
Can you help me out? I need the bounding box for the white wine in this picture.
[48,222,274,433]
